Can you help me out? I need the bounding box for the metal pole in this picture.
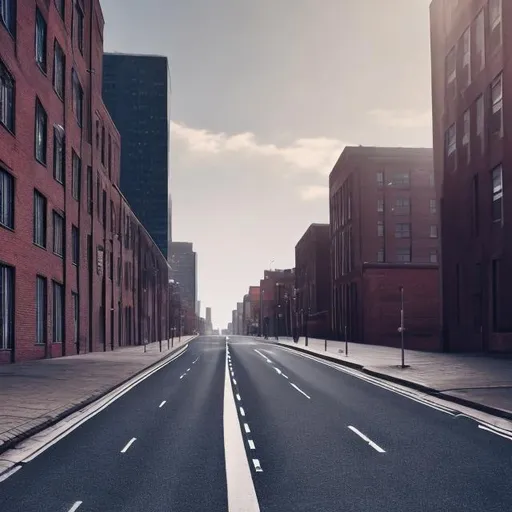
[325,339,327,351]
[344,325,348,356]
[400,286,405,368]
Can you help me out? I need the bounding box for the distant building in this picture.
[329,146,440,349]
[102,53,171,258]
[295,224,331,338]
[205,307,213,334]
[260,269,295,338]
[169,242,197,323]
[236,303,243,335]
[430,0,510,352]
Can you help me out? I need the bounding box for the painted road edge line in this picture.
[290,382,311,400]
[68,501,83,512]
[120,437,137,453]
[478,424,512,442]
[348,426,386,453]
[252,459,263,472]
[0,465,21,483]
[223,348,261,512]
[248,439,256,450]
[159,400,166,408]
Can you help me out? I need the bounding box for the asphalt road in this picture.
[2,335,512,511]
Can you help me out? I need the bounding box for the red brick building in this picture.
[295,223,331,338]
[0,0,173,362]
[329,146,441,348]
[431,0,511,352]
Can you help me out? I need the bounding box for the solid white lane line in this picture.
[273,367,282,375]
[252,459,263,472]
[254,349,272,363]
[233,379,237,385]
[159,400,166,408]
[0,465,21,483]
[282,373,289,379]
[240,407,246,417]
[223,349,261,511]
[120,437,137,453]
[290,382,311,400]
[244,423,251,433]
[478,425,512,441]
[348,426,386,453]
[248,440,256,450]
[68,502,83,512]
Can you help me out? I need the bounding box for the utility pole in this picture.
[399,285,405,368]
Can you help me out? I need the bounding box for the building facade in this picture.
[431,0,511,351]
[0,0,174,363]
[329,146,440,348]
[295,223,331,338]
[169,241,197,325]
[102,53,171,258]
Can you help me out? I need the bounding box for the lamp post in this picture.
[399,285,405,368]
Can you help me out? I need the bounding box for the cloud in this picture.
[299,185,329,201]
[367,109,432,128]
[172,122,348,175]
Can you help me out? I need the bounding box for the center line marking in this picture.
[159,401,166,408]
[240,407,246,416]
[282,373,289,379]
[187,368,191,372]
[120,437,137,453]
[248,439,256,450]
[193,357,199,364]
[254,349,272,363]
[236,393,241,401]
[348,426,386,453]
[252,459,263,472]
[233,379,237,385]
[244,423,251,433]
[68,502,83,512]
[290,382,311,399]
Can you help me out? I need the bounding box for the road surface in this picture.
[1,336,512,511]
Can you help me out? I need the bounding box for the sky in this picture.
[101,0,434,329]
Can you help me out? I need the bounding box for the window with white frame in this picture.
[53,41,65,99]
[377,198,384,212]
[430,225,439,238]
[462,109,470,161]
[491,74,503,138]
[462,28,471,87]
[475,9,485,73]
[394,197,410,215]
[430,199,437,214]
[377,171,384,187]
[35,98,47,164]
[0,167,14,230]
[489,0,502,31]
[53,128,64,183]
[492,164,503,223]
[446,46,456,85]
[72,151,81,200]
[396,247,411,263]
[430,250,438,264]
[377,249,384,263]
[0,0,15,36]
[53,281,64,343]
[35,8,47,72]
[0,60,14,132]
[377,220,384,237]
[33,190,47,247]
[446,123,456,156]
[53,211,64,257]
[395,223,411,239]
[36,276,47,345]
[0,263,14,350]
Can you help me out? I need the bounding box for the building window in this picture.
[489,0,502,31]
[377,220,384,237]
[429,173,435,187]
[72,292,79,343]
[36,276,47,345]
[472,174,480,236]
[101,125,105,165]
[395,223,411,239]
[492,164,503,223]
[72,70,83,126]
[53,211,64,257]
[71,225,79,265]
[0,167,14,230]
[430,225,438,238]
[377,198,384,212]
[110,200,115,232]
[475,9,485,74]
[446,123,456,157]
[377,249,384,263]
[430,199,437,214]
[377,171,383,187]
[396,248,411,263]
[53,40,65,99]
[461,28,471,88]
[491,73,503,137]
[75,3,84,53]
[86,166,92,213]
[462,109,470,162]
[53,281,64,343]
[33,190,47,247]
[108,134,112,177]
[391,173,410,187]
[394,197,410,215]
[55,0,64,18]
[0,264,14,350]
[0,0,15,36]
[492,259,500,331]
[53,127,65,184]
[476,94,484,154]
[72,151,81,200]
[102,190,107,227]
[429,250,438,263]
[35,98,48,164]
[35,8,47,72]
[0,60,15,132]
[446,46,456,85]
[96,173,100,217]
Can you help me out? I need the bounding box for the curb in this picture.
[277,342,512,422]
[0,337,197,457]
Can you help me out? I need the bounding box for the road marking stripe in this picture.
[240,407,245,417]
[254,349,272,363]
[120,437,137,453]
[273,367,282,375]
[68,502,83,512]
[282,374,289,379]
[231,372,235,377]
[248,440,256,450]
[233,379,237,385]
[159,401,166,408]
[244,423,251,433]
[348,426,385,453]
[0,465,21,483]
[290,382,311,399]
[236,393,241,401]
[180,374,185,379]
[478,425,512,441]
[187,368,191,372]
[193,357,199,364]
[252,459,263,472]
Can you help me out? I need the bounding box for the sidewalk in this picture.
[0,336,196,453]
[276,336,512,419]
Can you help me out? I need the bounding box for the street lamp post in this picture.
[399,285,405,368]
